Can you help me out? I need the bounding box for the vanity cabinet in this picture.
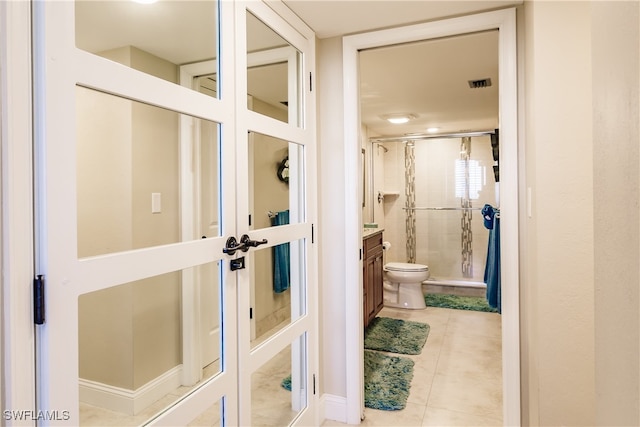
[363,232,384,328]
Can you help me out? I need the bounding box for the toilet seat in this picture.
[385,262,428,272]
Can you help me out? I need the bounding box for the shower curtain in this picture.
[271,210,290,293]
[482,204,501,313]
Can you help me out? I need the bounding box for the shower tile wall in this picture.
[382,136,496,282]
[404,142,416,263]
[382,143,406,264]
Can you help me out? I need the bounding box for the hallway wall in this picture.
[591,1,640,424]
[522,1,639,425]
[522,2,596,424]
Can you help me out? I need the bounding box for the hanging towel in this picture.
[482,204,501,313]
[271,210,290,293]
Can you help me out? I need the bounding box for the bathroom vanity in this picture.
[363,229,384,328]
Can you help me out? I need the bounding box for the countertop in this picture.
[362,228,384,239]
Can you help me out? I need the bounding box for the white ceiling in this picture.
[282,0,520,39]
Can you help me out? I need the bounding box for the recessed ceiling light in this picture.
[427,127,439,133]
[132,0,158,4]
[382,113,415,124]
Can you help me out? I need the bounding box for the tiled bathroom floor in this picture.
[323,305,503,427]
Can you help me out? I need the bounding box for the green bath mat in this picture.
[281,375,291,391]
[282,350,414,411]
[364,317,430,355]
[426,293,498,312]
[363,350,414,410]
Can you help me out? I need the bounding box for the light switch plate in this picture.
[151,192,161,214]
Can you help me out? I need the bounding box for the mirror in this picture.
[246,11,302,127]
[78,261,223,426]
[76,86,221,258]
[248,132,304,229]
[75,0,219,98]
[251,335,308,426]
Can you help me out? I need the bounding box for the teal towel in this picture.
[482,204,501,313]
[271,210,290,293]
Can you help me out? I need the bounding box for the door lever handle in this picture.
[222,236,247,256]
[240,234,268,248]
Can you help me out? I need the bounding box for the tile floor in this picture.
[322,304,503,427]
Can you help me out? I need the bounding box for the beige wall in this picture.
[523,2,596,424]
[77,46,181,390]
[522,1,639,425]
[591,1,639,424]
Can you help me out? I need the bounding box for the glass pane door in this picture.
[34,1,239,425]
[33,1,315,425]
[237,3,316,426]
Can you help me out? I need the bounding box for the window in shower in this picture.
[455,159,485,200]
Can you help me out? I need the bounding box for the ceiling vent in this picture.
[468,78,492,89]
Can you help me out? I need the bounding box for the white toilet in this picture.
[383,262,430,309]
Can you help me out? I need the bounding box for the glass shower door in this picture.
[384,136,496,284]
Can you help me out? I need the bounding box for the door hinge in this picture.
[250,307,253,319]
[313,374,316,395]
[309,72,313,92]
[34,275,45,325]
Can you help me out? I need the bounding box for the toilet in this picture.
[383,262,430,309]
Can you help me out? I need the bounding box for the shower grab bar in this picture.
[402,207,482,211]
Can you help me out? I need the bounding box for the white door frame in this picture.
[178,59,221,387]
[1,0,37,420]
[342,8,520,425]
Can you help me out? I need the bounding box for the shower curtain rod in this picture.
[369,130,495,143]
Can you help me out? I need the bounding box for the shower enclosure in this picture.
[375,133,497,287]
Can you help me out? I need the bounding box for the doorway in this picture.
[342,8,519,425]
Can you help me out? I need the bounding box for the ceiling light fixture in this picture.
[427,127,439,133]
[382,113,415,124]
[132,0,158,4]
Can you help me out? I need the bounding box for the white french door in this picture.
[32,1,316,426]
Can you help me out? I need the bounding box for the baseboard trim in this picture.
[321,393,348,424]
[79,365,183,415]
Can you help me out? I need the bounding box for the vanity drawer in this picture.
[364,232,383,257]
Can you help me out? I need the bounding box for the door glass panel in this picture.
[76,86,220,258]
[249,132,303,228]
[187,399,223,426]
[251,334,308,426]
[246,12,302,126]
[78,261,222,426]
[196,74,218,99]
[75,0,219,98]
[251,239,306,349]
